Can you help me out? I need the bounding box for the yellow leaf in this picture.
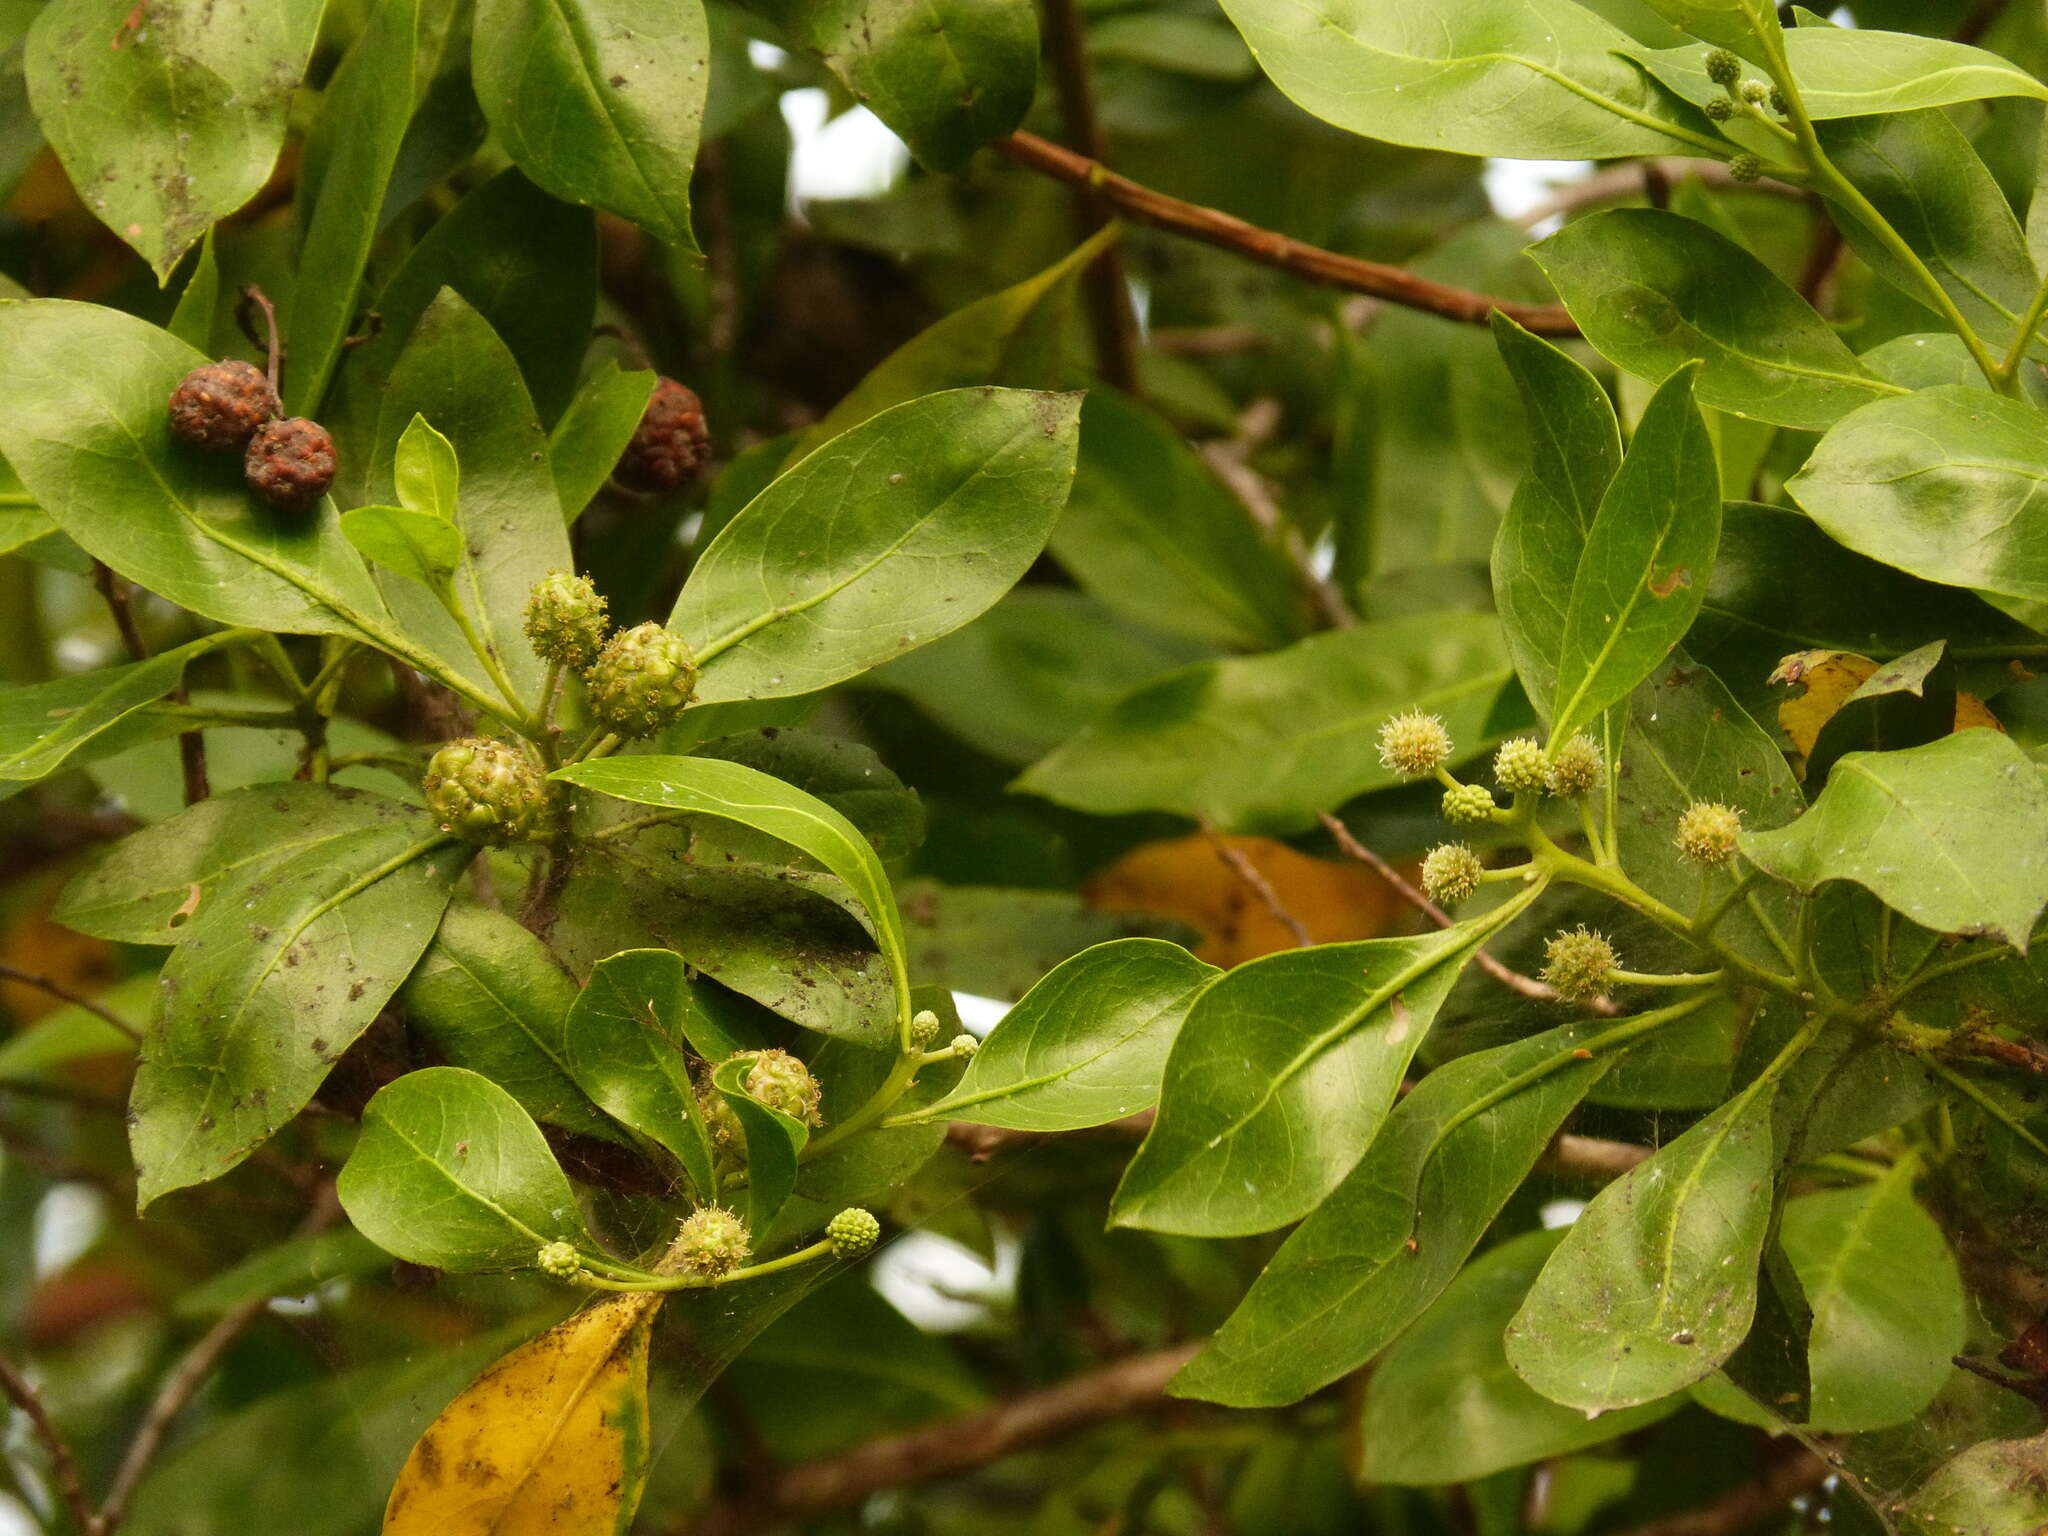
[1772,649,2004,768]
[384,1294,658,1535]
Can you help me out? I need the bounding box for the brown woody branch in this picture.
[688,1342,1202,1534]
[1198,820,1311,948]
[1610,1439,1833,1536]
[0,962,142,1042]
[90,563,207,806]
[997,131,1579,335]
[0,1350,96,1535]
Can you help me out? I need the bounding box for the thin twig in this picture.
[1198,821,1312,948]
[998,131,1579,335]
[1199,401,1356,629]
[0,962,141,1042]
[1964,1030,2048,1077]
[1608,1439,1833,1536]
[1509,158,1801,229]
[0,1352,96,1536]
[91,563,207,805]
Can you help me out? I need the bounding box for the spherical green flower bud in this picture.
[583,621,698,738]
[1738,78,1769,106]
[696,1077,744,1157]
[1421,843,1484,907]
[1704,49,1743,89]
[1728,153,1764,184]
[1442,782,1498,825]
[1378,711,1453,778]
[1543,926,1618,1003]
[908,1008,942,1049]
[422,736,556,845]
[826,1207,881,1258]
[1704,97,1738,123]
[1546,734,1605,798]
[1768,85,1788,116]
[523,571,610,670]
[1676,801,1743,866]
[736,1048,825,1127]
[948,1033,979,1060]
[672,1205,751,1279]
[1493,738,1551,796]
[536,1240,582,1280]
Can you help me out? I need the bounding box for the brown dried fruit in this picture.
[167,360,279,450]
[244,417,337,512]
[613,377,710,492]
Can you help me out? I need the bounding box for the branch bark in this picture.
[998,131,1579,335]
[0,1350,95,1536]
[0,961,142,1042]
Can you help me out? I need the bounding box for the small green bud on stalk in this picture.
[1421,843,1484,907]
[536,1241,582,1280]
[671,1206,751,1278]
[908,1008,943,1049]
[1493,738,1550,796]
[1727,153,1764,184]
[1676,801,1743,866]
[826,1208,881,1258]
[1543,927,1618,1002]
[1442,782,1498,825]
[1378,711,1452,778]
[1704,97,1737,123]
[1546,734,1605,797]
[1738,79,1769,106]
[948,1034,979,1060]
[1704,49,1743,89]
[523,571,610,670]
[735,1047,825,1127]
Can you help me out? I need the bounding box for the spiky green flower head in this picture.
[948,1034,979,1060]
[1543,926,1618,1002]
[523,571,610,670]
[535,1240,582,1280]
[1738,78,1770,106]
[583,621,698,738]
[1676,801,1743,866]
[1378,711,1452,778]
[1704,48,1743,89]
[1546,733,1605,798]
[1704,96,1738,123]
[1493,738,1551,797]
[671,1205,751,1279]
[1727,153,1764,184]
[422,736,556,845]
[1442,782,1498,825]
[826,1207,881,1258]
[734,1048,825,1127]
[908,1008,943,1049]
[1421,843,1484,907]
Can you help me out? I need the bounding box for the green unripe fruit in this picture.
[1442,782,1498,825]
[735,1048,825,1127]
[1676,801,1743,866]
[1727,153,1764,184]
[826,1207,881,1258]
[583,622,698,738]
[696,1077,744,1156]
[1546,734,1605,797]
[1379,711,1452,777]
[671,1205,751,1278]
[1493,738,1550,796]
[908,1008,942,1049]
[1704,49,1743,88]
[1421,843,1484,907]
[948,1033,979,1060]
[536,1241,582,1280]
[1738,79,1769,105]
[523,572,609,670]
[1704,97,1737,123]
[1543,927,1618,1002]
[422,737,555,845]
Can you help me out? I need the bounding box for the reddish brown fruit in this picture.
[167,360,279,450]
[613,377,710,492]
[244,417,337,511]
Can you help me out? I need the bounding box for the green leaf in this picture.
[0,301,394,640]
[551,362,655,521]
[132,822,470,1206]
[1362,1228,1683,1485]
[1631,0,1779,57]
[668,388,1081,702]
[919,940,1217,1132]
[1627,29,2048,120]
[1781,1163,1968,1432]
[24,0,322,278]
[1015,612,1521,834]
[560,947,720,1200]
[339,506,463,589]
[0,630,249,788]
[175,1229,393,1318]
[741,0,1036,172]
[712,1054,808,1234]
[1550,364,1721,747]
[1897,1433,2048,1536]
[1531,209,1902,431]
[1788,387,2048,605]
[392,414,459,521]
[1212,0,1714,160]
[400,901,616,1143]
[899,881,1196,1002]
[472,0,708,255]
[338,1066,590,1269]
[1114,899,1532,1238]
[1506,1083,1780,1412]
[1489,315,1623,712]
[556,753,911,1040]
[1741,730,2048,950]
[1049,387,1311,652]
[168,231,221,352]
[1173,1018,1625,1408]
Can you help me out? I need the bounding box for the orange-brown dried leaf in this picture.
[1773,649,2003,763]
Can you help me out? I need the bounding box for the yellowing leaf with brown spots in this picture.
[384,1294,658,1535]
[1771,649,2002,762]
[1083,833,1409,968]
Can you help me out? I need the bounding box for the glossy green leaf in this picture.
[1550,365,1720,747]
[713,1053,808,1234]
[1626,29,2048,120]
[1742,730,2048,950]
[551,362,655,521]
[338,506,463,589]
[24,0,322,278]
[899,881,1196,1002]
[918,940,1217,1132]
[1174,1018,1625,1407]
[1532,209,1901,431]
[1781,1163,1967,1432]
[167,231,221,352]
[338,1066,590,1269]
[1788,387,2048,604]
[1362,1228,1682,1485]
[131,822,470,1206]
[1633,0,1778,56]
[1114,895,1534,1238]
[1489,315,1623,712]
[392,414,459,522]
[1897,1433,2048,1536]
[472,0,707,255]
[1212,0,1714,160]
[1016,612,1520,834]
[401,901,616,1143]
[668,388,1082,703]
[1506,1083,1780,1411]
[560,947,719,1200]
